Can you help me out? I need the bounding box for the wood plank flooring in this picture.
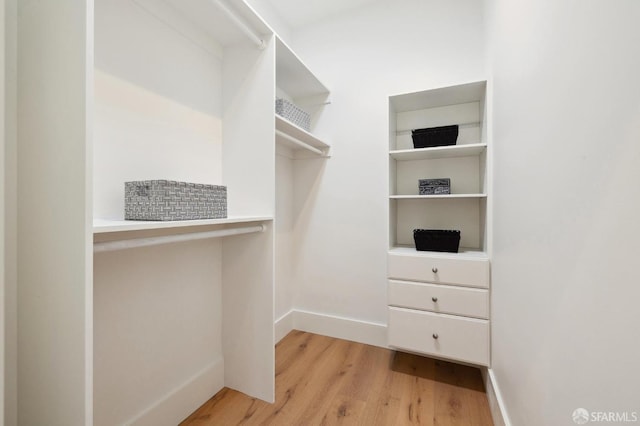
[180,331,493,425]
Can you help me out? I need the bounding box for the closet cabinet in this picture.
[18,0,328,424]
[387,81,491,367]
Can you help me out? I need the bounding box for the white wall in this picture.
[287,0,485,326]
[0,0,5,421]
[93,0,226,423]
[486,0,640,424]
[3,0,16,423]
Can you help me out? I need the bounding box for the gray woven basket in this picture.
[419,178,451,195]
[275,98,310,131]
[125,180,227,221]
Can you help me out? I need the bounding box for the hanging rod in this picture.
[396,121,481,135]
[275,130,324,155]
[94,224,266,253]
[210,0,266,49]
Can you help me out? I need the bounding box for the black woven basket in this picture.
[411,125,459,148]
[413,229,461,253]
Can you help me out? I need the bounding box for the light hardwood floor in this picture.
[181,330,493,425]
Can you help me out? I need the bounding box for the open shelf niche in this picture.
[388,81,489,256]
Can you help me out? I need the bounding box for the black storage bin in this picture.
[413,229,461,253]
[411,125,459,148]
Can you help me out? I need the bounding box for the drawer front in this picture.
[388,307,489,366]
[388,280,489,319]
[388,252,489,288]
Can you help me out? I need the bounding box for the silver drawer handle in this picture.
[432,297,438,302]
[432,333,439,339]
[432,267,438,273]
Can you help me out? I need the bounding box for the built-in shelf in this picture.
[275,115,330,156]
[390,81,487,112]
[93,216,273,235]
[389,245,488,259]
[276,37,329,99]
[389,81,488,252]
[390,143,487,161]
[390,194,487,200]
[135,0,272,50]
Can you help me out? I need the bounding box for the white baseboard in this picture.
[291,309,387,348]
[275,310,294,344]
[127,357,225,426]
[482,368,511,426]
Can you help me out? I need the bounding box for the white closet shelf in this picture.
[93,216,273,234]
[142,0,273,49]
[390,194,487,200]
[389,245,489,259]
[275,115,330,156]
[391,81,486,112]
[390,143,487,161]
[276,37,329,99]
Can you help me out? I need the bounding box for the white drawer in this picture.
[388,251,489,288]
[388,280,489,319]
[388,307,489,366]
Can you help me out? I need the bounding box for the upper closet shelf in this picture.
[276,37,329,99]
[134,0,272,52]
[391,81,486,112]
[390,143,487,161]
[276,115,330,157]
[94,216,273,234]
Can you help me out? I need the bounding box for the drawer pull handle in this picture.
[432,333,439,339]
[432,267,438,273]
[432,297,438,302]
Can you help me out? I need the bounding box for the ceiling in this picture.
[263,0,380,28]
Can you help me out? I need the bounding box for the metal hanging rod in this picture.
[396,121,481,135]
[210,0,266,49]
[94,224,266,253]
[275,130,324,155]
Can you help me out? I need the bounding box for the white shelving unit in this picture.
[92,1,278,423]
[273,36,331,343]
[275,37,330,159]
[17,0,334,424]
[387,81,491,367]
[93,2,282,423]
[389,81,489,254]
